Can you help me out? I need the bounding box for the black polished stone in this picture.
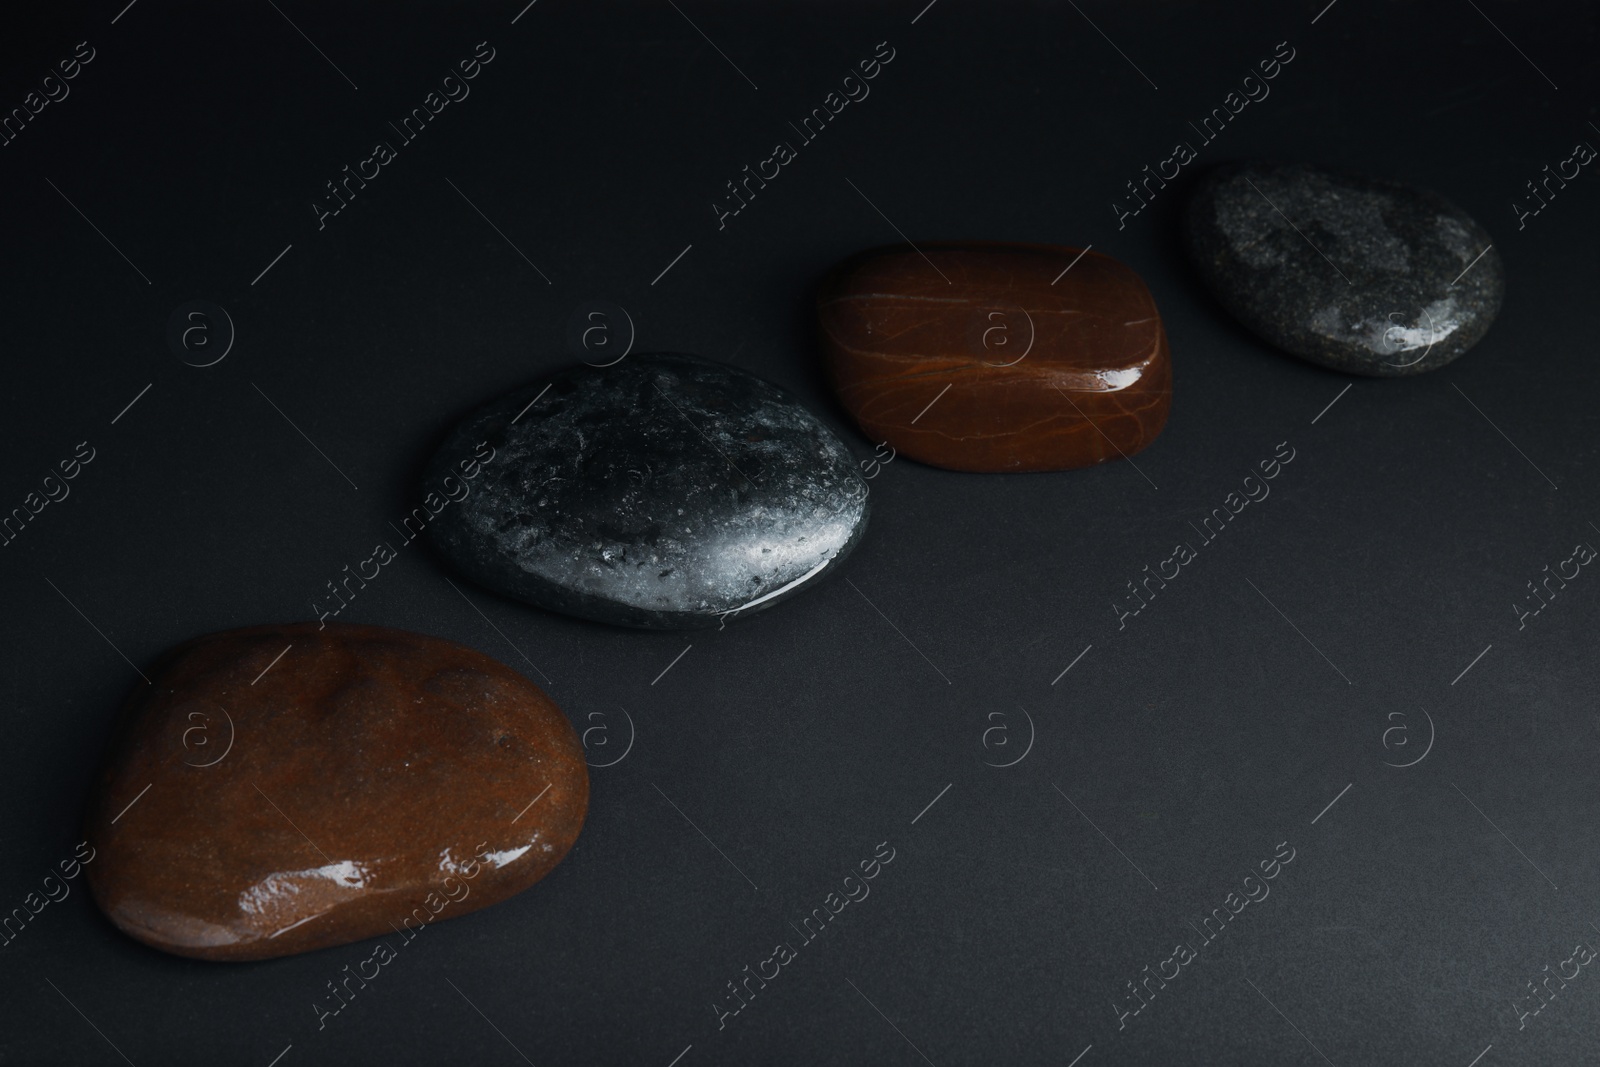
[425,354,870,630]
[1184,161,1504,376]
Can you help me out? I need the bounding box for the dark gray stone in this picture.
[425,354,870,630]
[1184,161,1504,376]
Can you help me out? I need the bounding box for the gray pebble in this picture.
[425,354,870,630]
[1185,161,1504,376]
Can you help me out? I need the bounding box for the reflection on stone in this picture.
[818,242,1171,473]
[84,622,587,961]
[1184,161,1504,376]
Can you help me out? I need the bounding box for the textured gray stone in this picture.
[1185,161,1504,376]
[425,354,870,629]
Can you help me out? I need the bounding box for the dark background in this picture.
[2,0,1598,1063]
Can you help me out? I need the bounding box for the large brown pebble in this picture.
[818,241,1171,473]
[83,623,587,961]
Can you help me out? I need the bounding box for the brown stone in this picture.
[818,241,1171,472]
[83,623,587,961]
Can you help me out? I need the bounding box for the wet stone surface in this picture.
[426,353,870,629]
[1185,161,1504,376]
[818,241,1171,472]
[84,623,588,961]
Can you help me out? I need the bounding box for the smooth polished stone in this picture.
[1184,161,1504,376]
[426,353,869,630]
[84,623,587,961]
[817,241,1171,473]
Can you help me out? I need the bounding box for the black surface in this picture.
[1,1,1597,1064]
[424,353,870,630]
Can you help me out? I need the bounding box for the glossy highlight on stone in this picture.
[1184,161,1504,376]
[425,353,870,630]
[84,623,587,962]
[817,241,1171,473]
